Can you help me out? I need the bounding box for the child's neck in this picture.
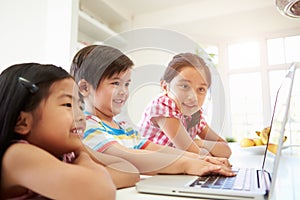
[95,110,119,129]
[84,102,119,128]
[100,116,114,126]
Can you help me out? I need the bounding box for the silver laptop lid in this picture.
[261,63,296,197]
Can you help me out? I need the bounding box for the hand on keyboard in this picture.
[202,156,232,168]
[184,158,236,177]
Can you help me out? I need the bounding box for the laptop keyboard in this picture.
[190,168,252,191]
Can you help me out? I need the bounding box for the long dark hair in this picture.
[0,63,72,180]
[70,45,134,89]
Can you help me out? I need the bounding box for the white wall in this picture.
[0,0,79,72]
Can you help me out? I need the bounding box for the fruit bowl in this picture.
[240,145,267,155]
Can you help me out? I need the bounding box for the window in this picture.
[229,73,263,140]
[288,70,300,146]
[267,36,300,146]
[227,41,263,140]
[285,35,300,63]
[228,41,260,69]
[269,70,286,105]
[267,35,300,65]
[227,35,300,143]
[267,38,285,65]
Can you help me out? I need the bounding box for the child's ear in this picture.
[14,111,32,135]
[160,80,168,93]
[78,79,90,97]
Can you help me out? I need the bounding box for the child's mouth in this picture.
[71,128,84,138]
[182,102,196,109]
[113,99,125,104]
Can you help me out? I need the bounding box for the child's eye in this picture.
[63,103,72,108]
[111,82,120,86]
[79,104,85,111]
[125,82,130,87]
[198,87,207,93]
[179,84,189,89]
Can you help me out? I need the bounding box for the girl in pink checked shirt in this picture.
[139,53,232,158]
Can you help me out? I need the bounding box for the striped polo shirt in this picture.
[83,111,150,152]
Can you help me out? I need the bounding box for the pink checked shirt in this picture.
[138,94,207,147]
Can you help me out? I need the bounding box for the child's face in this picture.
[167,66,208,116]
[27,78,85,156]
[94,69,131,118]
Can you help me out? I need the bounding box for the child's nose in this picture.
[187,91,197,100]
[74,106,85,122]
[118,85,127,95]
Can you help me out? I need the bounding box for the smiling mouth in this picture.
[182,102,196,109]
[113,99,125,104]
[71,128,84,138]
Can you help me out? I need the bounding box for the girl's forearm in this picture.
[104,144,191,175]
[194,139,231,158]
[145,141,199,159]
[83,145,140,188]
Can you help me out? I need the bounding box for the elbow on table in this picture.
[100,183,116,200]
[116,172,140,189]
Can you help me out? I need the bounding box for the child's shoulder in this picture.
[152,94,178,110]
[85,111,106,124]
[151,93,174,104]
[3,141,57,170]
[2,143,46,185]
[3,142,45,161]
[118,120,136,131]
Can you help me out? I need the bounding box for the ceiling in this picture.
[79,0,300,44]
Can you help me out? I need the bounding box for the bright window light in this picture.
[229,72,263,140]
[267,35,300,65]
[285,35,300,63]
[228,41,260,69]
[267,38,285,65]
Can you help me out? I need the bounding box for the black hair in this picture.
[162,53,212,88]
[70,45,134,89]
[0,63,72,181]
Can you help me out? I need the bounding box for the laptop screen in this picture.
[261,64,296,187]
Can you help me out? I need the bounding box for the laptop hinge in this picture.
[257,170,271,197]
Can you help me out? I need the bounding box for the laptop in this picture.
[136,63,296,200]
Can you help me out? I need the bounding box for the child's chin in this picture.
[183,110,198,117]
[112,109,122,115]
[70,133,83,141]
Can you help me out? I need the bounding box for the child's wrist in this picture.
[194,138,203,147]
